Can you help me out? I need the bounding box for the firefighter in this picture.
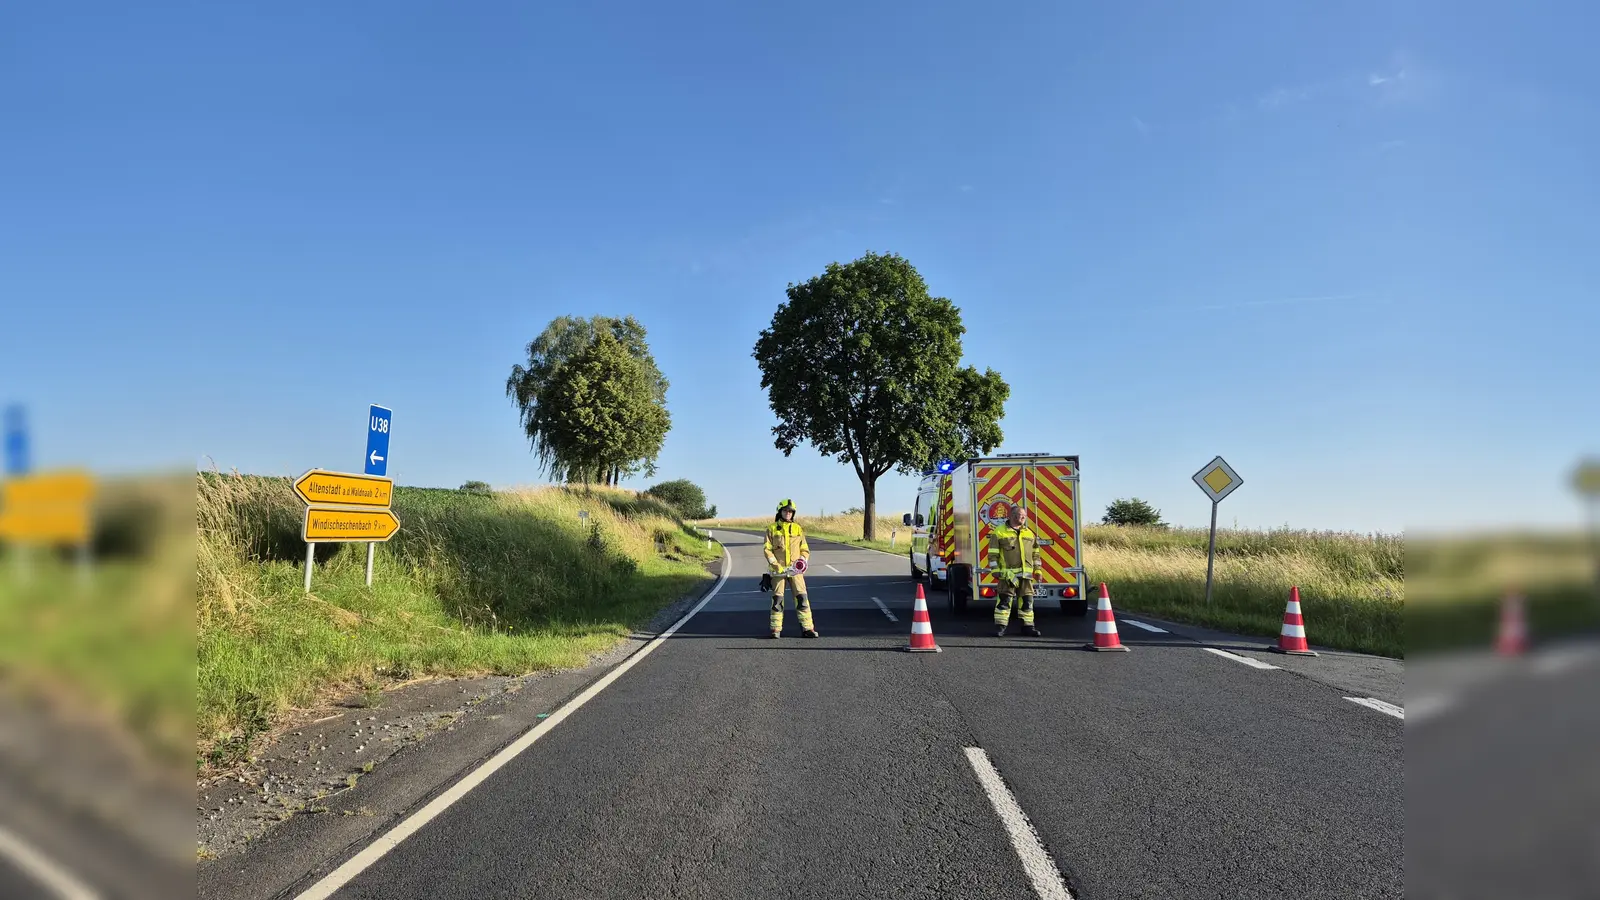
[989,504,1042,637]
[763,498,817,638]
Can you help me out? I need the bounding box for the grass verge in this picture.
[707,514,1405,657]
[198,472,720,774]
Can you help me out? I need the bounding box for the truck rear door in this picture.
[1021,462,1082,592]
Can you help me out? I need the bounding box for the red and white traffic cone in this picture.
[904,583,942,653]
[1085,583,1130,652]
[1496,591,1527,657]
[1268,586,1319,656]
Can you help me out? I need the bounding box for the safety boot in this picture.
[768,629,781,639]
[1022,625,1041,637]
[801,629,818,638]
[994,624,1008,638]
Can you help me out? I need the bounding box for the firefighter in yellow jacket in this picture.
[763,499,817,638]
[989,504,1042,637]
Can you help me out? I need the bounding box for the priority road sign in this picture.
[1192,455,1243,607]
[365,405,392,476]
[1192,456,1243,503]
[293,469,394,509]
[302,507,401,543]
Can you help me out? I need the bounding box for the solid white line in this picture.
[0,825,101,900]
[825,564,841,573]
[963,747,1074,900]
[1119,619,1168,633]
[291,545,734,900]
[1202,647,1280,670]
[1345,697,1405,720]
[870,597,898,622]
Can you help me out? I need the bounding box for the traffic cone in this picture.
[1268,586,1319,656]
[1084,583,1130,652]
[904,582,942,653]
[1495,591,1527,656]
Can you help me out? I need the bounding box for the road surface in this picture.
[226,530,1408,899]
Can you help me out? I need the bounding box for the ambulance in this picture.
[903,453,1088,617]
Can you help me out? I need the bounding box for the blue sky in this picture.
[3,1,1596,534]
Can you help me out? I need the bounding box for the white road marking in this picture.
[825,564,841,573]
[1531,646,1600,676]
[291,545,734,900]
[0,825,101,900]
[870,597,898,622]
[1345,697,1405,720]
[963,747,1074,900]
[1202,647,1280,670]
[1405,694,1456,723]
[1119,619,1168,633]
[726,581,910,596]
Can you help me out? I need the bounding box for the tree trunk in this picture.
[861,475,877,542]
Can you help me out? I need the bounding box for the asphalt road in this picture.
[279,530,1404,900]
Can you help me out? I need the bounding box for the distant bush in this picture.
[1102,497,1166,527]
[460,480,493,495]
[643,479,716,520]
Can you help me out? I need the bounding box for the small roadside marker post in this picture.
[1192,456,1243,607]
[1573,458,1600,608]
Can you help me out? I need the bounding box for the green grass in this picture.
[0,472,194,774]
[198,472,720,772]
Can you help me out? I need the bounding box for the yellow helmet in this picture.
[775,498,796,521]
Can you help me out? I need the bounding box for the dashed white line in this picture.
[825,564,841,573]
[1119,619,1168,633]
[964,747,1074,900]
[1531,646,1600,676]
[291,545,734,900]
[870,597,898,622]
[0,825,101,900]
[1345,697,1405,719]
[1202,647,1280,670]
[1405,694,1456,723]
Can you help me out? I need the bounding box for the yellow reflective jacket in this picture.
[764,521,810,571]
[988,524,1041,578]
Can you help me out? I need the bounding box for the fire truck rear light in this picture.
[1063,586,1077,598]
[980,587,997,599]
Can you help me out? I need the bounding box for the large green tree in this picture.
[539,331,671,489]
[505,315,669,485]
[753,251,1009,540]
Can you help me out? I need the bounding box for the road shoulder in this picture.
[197,555,725,900]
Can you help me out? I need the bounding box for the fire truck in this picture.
[904,453,1088,617]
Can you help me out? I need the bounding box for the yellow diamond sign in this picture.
[1193,456,1243,503]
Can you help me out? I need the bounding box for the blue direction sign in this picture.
[3,405,27,475]
[364,405,392,476]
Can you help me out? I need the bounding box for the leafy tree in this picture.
[459,480,493,495]
[753,251,1009,541]
[644,478,717,520]
[505,315,670,486]
[1102,498,1166,527]
[539,331,671,490]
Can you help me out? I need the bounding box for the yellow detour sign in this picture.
[293,469,393,508]
[0,469,95,544]
[1574,459,1600,498]
[1192,455,1243,504]
[302,507,401,543]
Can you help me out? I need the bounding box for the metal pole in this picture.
[304,543,314,593]
[1204,500,1219,606]
[365,543,375,587]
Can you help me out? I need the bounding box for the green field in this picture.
[707,514,1406,657]
[197,472,719,773]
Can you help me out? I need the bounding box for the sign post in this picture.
[363,405,392,587]
[1573,458,1600,603]
[1192,456,1244,606]
[294,467,399,594]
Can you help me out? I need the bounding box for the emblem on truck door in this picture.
[980,497,1016,529]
